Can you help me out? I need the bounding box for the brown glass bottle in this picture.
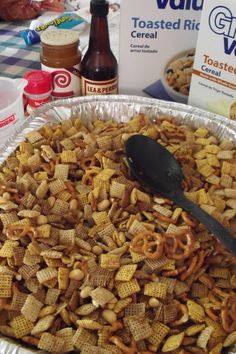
[80,0,118,96]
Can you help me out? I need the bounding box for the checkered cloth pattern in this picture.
[0,20,41,79]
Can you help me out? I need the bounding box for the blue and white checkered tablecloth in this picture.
[0,20,42,78]
[0,2,120,80]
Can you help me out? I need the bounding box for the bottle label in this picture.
[81,77,118,96]
[41,64,81,99]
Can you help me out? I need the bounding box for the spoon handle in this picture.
[173,192,236,257]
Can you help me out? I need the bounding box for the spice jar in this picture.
[40,29,81,99]
[23,70,52,115]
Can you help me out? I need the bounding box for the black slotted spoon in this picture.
[125,134,236,258]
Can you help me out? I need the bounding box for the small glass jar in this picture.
[23,70,52,115]
[40,29,82,99]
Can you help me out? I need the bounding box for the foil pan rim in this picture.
[1,95,236,166]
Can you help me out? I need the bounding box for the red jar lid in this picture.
[23,70,52,94]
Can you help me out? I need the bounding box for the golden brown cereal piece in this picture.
[0,213,19,228]
[11,289,28,312]
[163,304,178,324]
[92,211,111,226]
[76,319,102,330]
[144,282,167,299]
[0,240,19,258]
[209,267,230,279]
[128,219,147,236]
[81,344,111,354]
[187,300,205,323]
[110,180,126,199]
[36,224,51,238]
[162,331,185,352]
[26,131,43,144]
[197,326,214,349]
[159,277,176,294]
[145,256,169,271]
[51,199,69,215]
[60,150,77,163]
[18,264,40,280]
[58,267,70,290]
[113,297,133,314]
[0,274,12,298]
[205,317,226,338]
[191,283,209,298]
[125,315,153,341]
[10,315,34,338]
[56,327,74,353]
[38,332,65,352]
[49,179,66,195]
[125,302,146,317]
[100,253,120,270]
[147,321,170,348]
[21,294,43,322]
[31,315,54,335]
[60,227,75,243]
[130,250,146,263]
[117,279,141,299]
[54,164,69,180]
[209,343,223,354]
[88,267,113,288]
[185,324,206,336]
[76,303,97,316]
[223,330,236,347]
[36,267,58,284]
[72,327,97,350]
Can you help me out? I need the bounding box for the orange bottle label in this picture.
[81,77,118,96]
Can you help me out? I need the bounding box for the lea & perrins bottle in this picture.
[80,0,118,96]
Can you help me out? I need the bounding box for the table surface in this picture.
[0,20,41,79]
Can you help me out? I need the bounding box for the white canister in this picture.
[0,77,27,147]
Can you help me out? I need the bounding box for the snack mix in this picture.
[166,51,195,96]
[0,113,236,354]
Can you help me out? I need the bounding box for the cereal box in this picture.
[118,0,203,103]
[188,0,236,120]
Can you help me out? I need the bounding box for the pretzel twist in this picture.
[130,231,164,260]
[181,211,198,228]
[79,156,97,170]
[6,224,37,240]
[165,229,195,260]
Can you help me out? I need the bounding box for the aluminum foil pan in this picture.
[0,95,236,354]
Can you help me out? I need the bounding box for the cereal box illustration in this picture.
[119,0,203,103]
[188,0,236,120]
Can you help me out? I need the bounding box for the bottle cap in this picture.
[23,70,52,95]
[41,29,80,46]
[90,0,109,16]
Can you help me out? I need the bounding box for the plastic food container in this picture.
[0,77,27,147]
[0,96,236,354]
